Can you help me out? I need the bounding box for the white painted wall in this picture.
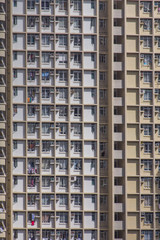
[13,177,25,193]
[83,18,96,34]
[13,0,25,14]
[84,107,97,122]
[13,52,25,68]
[84,159,97,175]
[83,36,96,51]
[13,17,25,32]
[84,71,96,87]
[13,212,25,228]
[13,87,25,103]
[84,213,97,228]
[13,158,25,175]
[84,177,97,193]
[13,194,25,210]
[83,0,96,16]
[84,124,97,139]
[13,70,25,86]
[84,89,97,104]
[13,141,25,157]
[84,142,97,157]
[13,34,25,50]
[84,195,97,211]
[84,53,97,69]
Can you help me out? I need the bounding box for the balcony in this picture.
[114,185,124,195]
[114,44,123,53]
[114,150,123,159]
[113,9,123,18]
[114,220,124,230]
[113,26,123,35]
[114,203,124,212]
[114,168,123,177]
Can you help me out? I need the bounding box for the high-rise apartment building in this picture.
[1,0,160,240]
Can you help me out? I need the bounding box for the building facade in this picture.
[2,0,160,240]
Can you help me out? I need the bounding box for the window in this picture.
[141,124,152,136]
[142,195,152,207]
[59,177,67,188]
[100,213,106,222]
[72,35,81,47]
[28,194,36,206]
[42,105,50,116]
[42,70,50,81]
[58,123,67,135]
[58,53,67,64]
[13,16,17,25]
[28,105,36,117]
[42,212,51,223]
[100,2,106,11]
[27,34,35,45]
[100,195,107,204]
[14,176,18,185]
[42,195,50,205]
[41,0,50,10]
[28,123,36,134]
[72,106,82,117]
[27,52,36,63]
[72,141,82,153]
[27,16,36,28]
[42,141,51,152]
[42,35,50,46]
[42,230,53,239]
[58,70,67,82]
[142,71,152,83]
[74,212,82,223]
[74,177,82,187]
[13,158,18,168]
[57,17,67,29]
[100,54,106,63]
[42,123,50,134]
[73,89,81,100]
[13,141,17,150]
[58,35,67,46]
[13,194,17,203]
[58,213,68,223]
[73,0,81,11]
[141,19,152,31]
[141,36,152,48]
[42,159,50,170]
[99,19,106,28]
[13,52,17,61]
[58,0,67,10]
[27,0,35,9]
[42,16,50,28]
[42,52,50,63]
[141,160,152,171]
[73,53,81,64]
[144,213,153,224]
[141,107,152,118]
[57,159,68,170]
[13,34,17,43]
[72,124,82,135]
[142,177,152,189]
[13,0,17,7]
[72,194,82,206]
[100,107,106,116]
[42,88,50,99]
[100,72,106,81]
[58,195,68,205]
[58,106,67,117]
[143,2,152,13]
[13,69,17,78]
[100,36,107,46]
[28,141,35,152]
[72,70,81,82]
[58,141,67,153]
[72,18,81,29]
[14,212,18,221]
[143,142,152,153]
[42,177,50,187]
[13,87,18,97]
[28,70,35,81]
[100,160,107,169]
[71,159,82,170]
